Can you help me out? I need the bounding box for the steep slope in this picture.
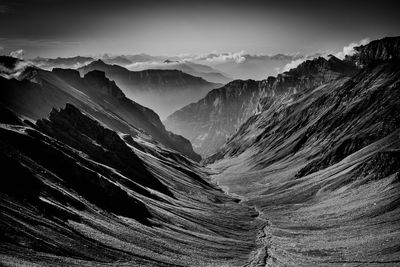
[348,36,400,67]
[78,60,220,118]
[0,66,200,161]
[206,37,400,265]
[165,80,265,156]
[166,55,356,157]
[0,105,262,266]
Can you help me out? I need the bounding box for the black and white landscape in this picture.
[1,0,400,266]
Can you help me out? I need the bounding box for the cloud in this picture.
[335,38,370,59]
[126,61,169,71]
[280,58,308,73]
[9,49,24,59]
[204,51,246,64]
[278,52,327,73]
[277,38,371,74]
[0,59,31,79]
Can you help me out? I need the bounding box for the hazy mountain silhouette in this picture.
[78,59,220,118]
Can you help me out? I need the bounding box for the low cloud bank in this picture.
[9,49,24,59]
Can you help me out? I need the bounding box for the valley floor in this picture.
[209,132,400,266]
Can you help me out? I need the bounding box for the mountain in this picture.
[165,55,357,157]
[204,53,300,80]
[204,36,400,265]
[347,36,400,66]
[101,54,133,65]
[165,80,265,156]
[78,60,220,118]
[30,56,94,69]
[0,55,21,71]
[127,59,233,84]
[0,104,262,266]
[0,65,200,161]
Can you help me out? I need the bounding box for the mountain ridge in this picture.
[165,52,358,157]
[78,59,220,118]
[0,65,201,161]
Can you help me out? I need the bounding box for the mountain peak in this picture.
[91,58,107,65]
[163,59,179,64]
[348,36,400,66]
[83,69,107,80]
[0,56,21,70]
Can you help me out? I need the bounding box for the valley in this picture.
[1,36,400,266]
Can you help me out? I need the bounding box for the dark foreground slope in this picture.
[0,64,200,161]
[0,105,262,266]
[207,37,400,265]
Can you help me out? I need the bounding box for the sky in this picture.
[1,0,400,58]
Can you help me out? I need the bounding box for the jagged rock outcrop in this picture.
[348,36,400,67]
[36,104,172,196]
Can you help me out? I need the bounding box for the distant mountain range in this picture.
[126,59,232,84]
[27,52,300,81]
[30,56,94,69]
[196,53,301,80]
[78,59,220,118]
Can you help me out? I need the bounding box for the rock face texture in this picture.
[348,36,400,67]
[0,66,200,161]
[206,36,400,265]
[165,55,356,157]
[78,60,220,118]
[165,80,264,156]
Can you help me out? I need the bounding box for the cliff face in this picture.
[165,80,264,156]
[0,66,201,161]
[166,55,357,157]
[348,36,400,67]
